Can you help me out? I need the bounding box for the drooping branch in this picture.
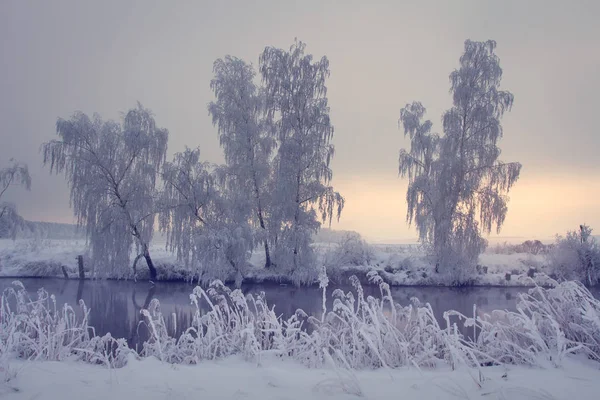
[42,104,168,279]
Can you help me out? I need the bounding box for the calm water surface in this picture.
[1,278,598,351]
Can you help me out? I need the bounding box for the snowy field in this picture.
[0,238,554,287]
[3,355,600,400]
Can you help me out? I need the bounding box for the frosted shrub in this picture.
[324,232,374,268]
[489,240,548,255]
[549,225,600,286]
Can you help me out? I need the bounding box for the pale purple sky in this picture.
[1,0,599,242]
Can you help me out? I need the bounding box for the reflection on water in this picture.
[1,278,598,351]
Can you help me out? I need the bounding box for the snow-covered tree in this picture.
[550,224,600,286]
[160,147,214,268]
[260,40,344,279]
[399,40,521,281]
[208,56,275,268]
[160,147,253,285]
[43,104,168,279]
[0,159,31,239]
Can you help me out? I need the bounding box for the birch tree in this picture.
[260,40,344,278]
[160,147,214,268]
[160,147,253,285]
[399,40,521,281]
[43,104,168,280]
[208,56,275,268]
[0,159,31,238]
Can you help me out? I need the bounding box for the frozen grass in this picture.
[2,272,599,394]
[470,281,600,366]
[0,281,131,384]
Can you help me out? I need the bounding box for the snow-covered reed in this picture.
[135,273,600,370]
[468,280,600,366]
[2,274,599,383]
[0,281,129,383]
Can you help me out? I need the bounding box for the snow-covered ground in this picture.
[0,238,555,286]
[0,239,177,279]
[3,354,599,400]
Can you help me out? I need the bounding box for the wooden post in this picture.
[77,255,85,280]
[61,265,69,279]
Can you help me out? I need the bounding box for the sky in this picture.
[1,0,599,243]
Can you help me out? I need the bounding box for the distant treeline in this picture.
[2,221,85,240]
[313,228,363,244]
[3,221,353,243]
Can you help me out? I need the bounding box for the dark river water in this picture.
[2,278,599,351]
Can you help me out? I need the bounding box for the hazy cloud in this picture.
[1,0,598,242]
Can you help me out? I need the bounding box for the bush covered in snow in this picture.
[549,225,600,286]
[323,232,374,269]
[489,240,550,255]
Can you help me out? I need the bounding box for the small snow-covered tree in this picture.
[260,40,344,279]
[160,148,253,285]
[160,147,214,268]
[43,104,168,279]
[208,56,275,268]
[550,224,600,286]
[0,160,31,239]
[399,40,521,281]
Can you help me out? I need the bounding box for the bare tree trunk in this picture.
[130,220,158,281]
[77,255,85,279]
[253,166,272,269]
[256,207,272,268]
[264,241,272,268]
[292,173,301,271]
[143,246,158,281]
[133,247,157,281]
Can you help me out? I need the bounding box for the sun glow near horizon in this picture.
[329,171,600,244]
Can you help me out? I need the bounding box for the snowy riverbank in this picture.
[0,239,555,287]
[2,278,600,400]
[3,354,599,400]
